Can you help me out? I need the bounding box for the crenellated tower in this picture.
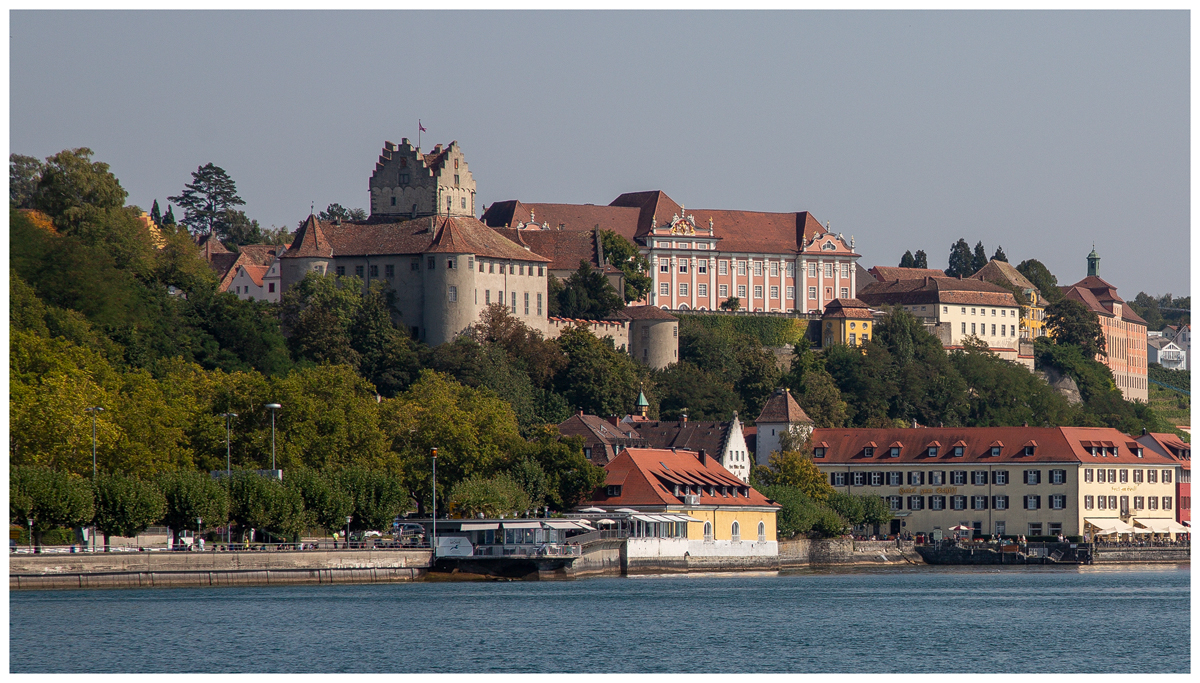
[369,139,476,220]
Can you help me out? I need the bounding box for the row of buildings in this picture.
[197,137,1161,403]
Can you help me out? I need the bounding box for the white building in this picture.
[754,388,815,466]
[1148,337,1187,371]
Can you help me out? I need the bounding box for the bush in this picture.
[677,314,807,347]
[448,473,531,518]
[760,484,847,538]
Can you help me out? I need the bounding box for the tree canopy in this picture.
[599,230,652,303]
[168,163,245,236]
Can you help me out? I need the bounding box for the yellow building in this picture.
[820,297,874,347]
[970,259,1046,339]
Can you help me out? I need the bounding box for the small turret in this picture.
[636,389,649,418]
[1087,245,1100,277]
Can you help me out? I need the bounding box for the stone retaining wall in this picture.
[10,549,432,590]
[779,538,923,568]
[1093,547,1191,564]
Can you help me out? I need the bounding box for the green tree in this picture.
[913,250,928,269]
[1129,292,1166,331]
[335,467,410,533]
[285,468,353,539]
[467,303,566,390]
[1045,298,1106,358]
[654,361,741,421]
[150,199,162,225]
[318,203,366,221]
[509,458,549,509]
[945,238,973,278]
[448,472,532,518]
[217,209,264,246]
[162,205,176,225]
[33,148,128,231]
[555,261,625,319]
[169,163,245,236]
[971,241,988,274]
[759,484,845,538]
[720,296,741,311]
[92,473,167,551]
[228,471,306,542]
[795,369,848,428]
[157,469,229,545]
[553,325,649,418]
[898,250,916,268]
[9,466,95,550]
[951,338,1075,427]
[10,153,44,208]
[993,245,1008,262]
[599,230,652,302]
[766,449,835,502]
[1016,259,1062,303]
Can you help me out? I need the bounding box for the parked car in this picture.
[394,523,427,546]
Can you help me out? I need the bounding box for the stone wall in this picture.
[1093,547,1191,564]
[779,538,923,568]
[10,549,432,590]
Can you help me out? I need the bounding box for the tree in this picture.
[10,153,45,208]
[913,250,928,269]
[759,484,845,538]
[33,148,128,232]
[162,205,176,225]
[992,245,1008,262]
[971,241,988,275]
[950,339,1075,427]
[448,473,532,518]
[285,468,352,539]
[553,325,649,418]
[899,251,916,268]
[1045,298,1106,358]
[217,209,264,246]
[766,448,835,502]
[318,203,366,221]
[508,428,605,510]
[720,297,741,311]
[169,163,245,236]
[157,470,229,545]
[795,370,848,428]
[654,361,741,421]
[467,303,566,390]
[150,199,162,226]
[1016,259,1062,303]
[510,458,549,509]
[945,238,973,278]
[92,473,166,551]
[228,471,306,542]
[9,466,95,550]
[599,230,652,302]
[334,467,409,533]
[555,261,625,319]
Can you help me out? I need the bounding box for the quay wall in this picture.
[779,538,923,568]
[1093,547,1191,564]
[10,549,432,590]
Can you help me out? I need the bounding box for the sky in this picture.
[9,10,1190,298]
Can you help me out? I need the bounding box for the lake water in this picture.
[9,564,1190,673]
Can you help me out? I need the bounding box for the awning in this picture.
[659,514,694,522]
[631,514,657,523]
[1134,518,1190,534]
[543,520,583,530]
[501,521,542,529]
[1085,518,1135,534]
[459,523,498,531]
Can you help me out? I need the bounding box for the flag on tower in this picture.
[419,120,426,132]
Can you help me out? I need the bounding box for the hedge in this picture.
[677,313,809,347]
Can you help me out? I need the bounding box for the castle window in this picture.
[462,197,467,209]
[489,262,494,274]
[391,197,396,206]
[538,267,544,276]
[537,293,543,316]
[454,174,460,186]
[268,283,275,293]
[336,266,345,276]
[447,286,457,302]
[428,258,435,270]
[510,264,515,274]
[369,265,378,278]
[399,174,409,184]
[412,259,420,271]
[385,265,394,278]
[355,266,364,277]
[511,291,517,313]
[400,157,407,167]
[485,290,491,305]
[524,292,530,315]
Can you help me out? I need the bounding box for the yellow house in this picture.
[821,298,875,347]
[970,259,1046,339]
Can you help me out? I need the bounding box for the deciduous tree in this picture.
[92,473,166,550]
[157,469,229,545]
[599,229,652,302]
[9,466,95,550]
[1045,298,1106,358]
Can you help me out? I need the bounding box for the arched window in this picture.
[758,521,766,542]
[731,521,741,542]
[703,521,713,542]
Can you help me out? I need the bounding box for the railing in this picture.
[564,529,629,546]
[468,544,581,557]
[11,539,432,554]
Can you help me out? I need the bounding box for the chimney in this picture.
[607,415,620,427]
[1142,427,1148,436]
[681,412,688,423]
[698,449,707,465]
[579,410,584,416]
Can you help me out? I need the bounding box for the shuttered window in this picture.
[972,496,989,510]
[930,495,945,510]
[887,472,902,486]
[951,471,967,485]
[993,470,1008,485]
[1025,495,1041,510]
[972,471,988,486]
[869,472,884,486]
[908,496,924,510]
[951,496,967,510]
[929,471,944,486]
[1024,470,1041,485]
[992,495,1009,510]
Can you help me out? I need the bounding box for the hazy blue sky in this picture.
[10,11,1189,297]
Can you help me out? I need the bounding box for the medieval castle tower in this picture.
[369,139,476,220]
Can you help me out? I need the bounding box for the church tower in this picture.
[1087,245,1101,277]
[369,139,476,220]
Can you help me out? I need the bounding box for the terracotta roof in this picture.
[970,260,1038,294]
[558,413,646,465]
[484,190,830,256]
[584,447,778,509]
[809,427,1178,465]
[283,215,548,263]
[216,252,251,292]
[1136,432,1191,464]
[195,233,230,255]
[238,264,269,287]
[822,298,873,319]
[868,266,947,281]
[236,244,288,267]
[1061,276,1146,325]
[491,227,599,271]
[858,276,1018,308]
[621,305,678,321]
[283,215,333,259]
[756,388,813,425]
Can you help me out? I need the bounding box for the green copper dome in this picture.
[636,390,649,407]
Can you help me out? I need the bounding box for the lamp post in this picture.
[219,412,238,544]
[431,448,438,557]
[345,516,353,550]
[84,406,104,553]
[264,403,281,471]
[196,517,202,551]
[27,519,33,553]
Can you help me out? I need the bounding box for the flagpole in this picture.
[418,119,421,151]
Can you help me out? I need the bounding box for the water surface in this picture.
[9,564,1189,673]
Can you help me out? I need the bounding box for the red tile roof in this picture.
[491,227,599,271]
[756,388,812,425]
[558,414,646,465]
[858,276,1018,308]
[284,215,334,258]
[620,305,678,321]
[585,447,778,509]
[868,265,947,281]
[1061,276,1146,325]
[239,264,269,287]
[282,215,548,263]
[236,244,288,267]
[809,427,1178,465]
[822,298,873,319]
[970,260,1038,293]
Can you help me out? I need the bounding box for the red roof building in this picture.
[1137,432,1191,526]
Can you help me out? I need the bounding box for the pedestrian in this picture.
[198,537,205,551]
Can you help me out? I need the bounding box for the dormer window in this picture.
[863,447,875,458]
[1025,446,1035,456]
[814,447,826,458]
[928,447,938,458]
[606,485,622,497]
[1136,448,1144,458]
[890,447,900,458]
[991,447,1001,457]
[953,446,964,457]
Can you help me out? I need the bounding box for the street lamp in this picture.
[219,412,238,544]
[27,519,33,553]
[264,403,281,471]
[196,517,202,551]
[345,516,353,550]
[84,406,105,552]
